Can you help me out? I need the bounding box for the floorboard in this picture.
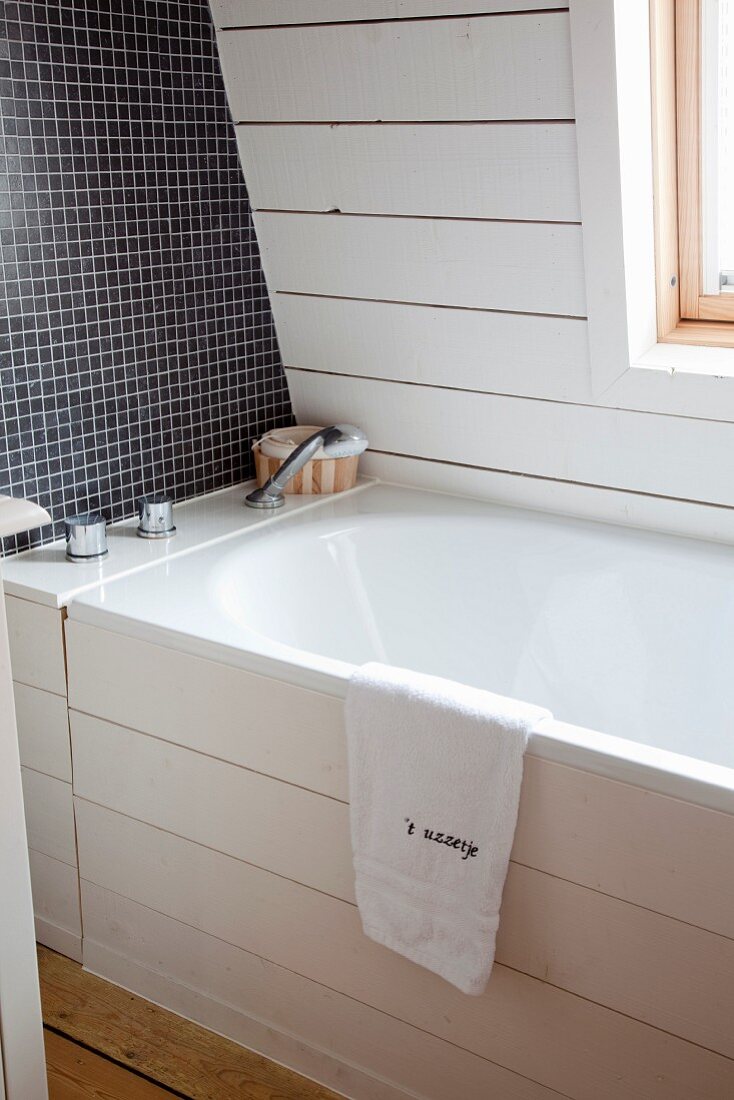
[45,1029,177,1099]
[38,946,344,1100]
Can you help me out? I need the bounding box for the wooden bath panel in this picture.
[66,621,734,937]
[70,712,734,1058]
[73,801,734,1100]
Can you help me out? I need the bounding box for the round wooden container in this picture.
[253,440,359,495]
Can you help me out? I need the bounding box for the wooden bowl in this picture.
[252,441,359,495]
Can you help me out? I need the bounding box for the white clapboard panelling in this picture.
[35,921,81,964]
[271,294,591,401]
[216,14,574,121]
[497,863,734,1058]
[75,803,734,1100]
[515,756,734,940]
[255,213,586,316]
[360,451,734,544]
[13,682,71,782]
[70,714,734,1056]
[20,769,76,867]
[28,849,81,962]
[5,596,66,695]
[237,123,581,221]
[211,1,560,28]
[286,369,734,507]
[67,623,734,936]
[83,887,561,1100]
[65,621,347,800]
[70,712,355,903]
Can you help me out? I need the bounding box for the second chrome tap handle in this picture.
[137,494,176,539]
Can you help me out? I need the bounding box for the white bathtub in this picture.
[68,481,734,812]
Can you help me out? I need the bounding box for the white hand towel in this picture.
[346,662,551,996]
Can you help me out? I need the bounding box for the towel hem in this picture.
[355,869,499,936]
[360,920,491,996]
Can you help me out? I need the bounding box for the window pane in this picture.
[700,0,734,290]
[718,0,734,273]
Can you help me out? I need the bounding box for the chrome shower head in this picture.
[321,424,369,459]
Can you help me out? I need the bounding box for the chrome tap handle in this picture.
[64,513,108,561]
[137,494,176,539]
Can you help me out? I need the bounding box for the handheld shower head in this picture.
[246,423,369,509]
[321,424,369,459]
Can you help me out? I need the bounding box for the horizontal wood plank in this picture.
[29,849,82,949]
[256,212,586,316]
[237,123,580,220]
[497,862,734,1057]
[5,596,66,696]
[217,14,574,121]
[70,712,355,902]
[70,715,734,1056]
[271,293,591,401]
[21,768,76,867]
[74,802,734,1100]
[65,621,347,800]
[514,755,734,939]
[14,682,71,782]
[212,1,561,28]
[81,887,558,1100]
[286,369,734,506]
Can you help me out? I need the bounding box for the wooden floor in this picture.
[45,1029,177,1099]
[39,946,344,1100]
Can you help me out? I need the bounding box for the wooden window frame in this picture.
[654,0,734,347]
[570,0,734,429]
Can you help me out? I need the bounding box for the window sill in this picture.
[636,336,734,379]
[596,339,734,422]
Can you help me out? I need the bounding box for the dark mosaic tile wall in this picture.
[0,0,292,553]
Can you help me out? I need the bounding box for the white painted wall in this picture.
[210,1,734,520]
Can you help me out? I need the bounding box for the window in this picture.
[567,0,734,428]
[653,0,734,344]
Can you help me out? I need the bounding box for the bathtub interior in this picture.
[70,483,734,771]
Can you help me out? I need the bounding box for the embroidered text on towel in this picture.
[404,818,479,860]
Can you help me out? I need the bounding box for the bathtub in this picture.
[68,480,734,812]
[60,479,734,1099]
